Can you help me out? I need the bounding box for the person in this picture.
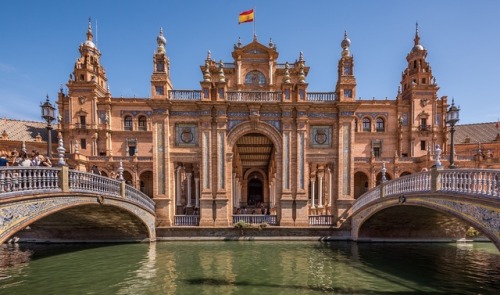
[91,165,100,175]
[18,151,32,167]
[31,150,40,166]
[0,154,8,166]
[39,155,52,167]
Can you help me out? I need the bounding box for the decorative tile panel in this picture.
[310,126,332,148]
[175,124,198,147]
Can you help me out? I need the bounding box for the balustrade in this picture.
[0,167,59,195]
[309,215,335,226]
[174,215,200,226]
[168,90,201,100]
[0,167,154,213]
[232,214,278,225]
[353,168,500,215]
[307,92,336,101]
[227,91,281,102]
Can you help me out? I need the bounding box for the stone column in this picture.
[186,172,192,207]
[318,171,324,208]
[194,177,200,208]
[176,166,182,206]
[311,176,316,208]
[232,173,236,209]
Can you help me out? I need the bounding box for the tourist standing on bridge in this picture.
[0,154,8,166]
[39,155,52,167]
[17,151,32,167]
[31,150,40,166]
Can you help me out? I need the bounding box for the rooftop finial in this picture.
[414,22,421,45]
[156,27,167,54]
[207,50,212,61]
[341,30,351,57]
[87,17,93,41]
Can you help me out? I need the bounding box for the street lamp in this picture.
[446,98,460,169]
[41,95,56,158]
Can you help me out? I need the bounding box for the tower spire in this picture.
[414,22,420,46]
[87,17,93,42]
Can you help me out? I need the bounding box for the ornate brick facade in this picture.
[52,21,490,227]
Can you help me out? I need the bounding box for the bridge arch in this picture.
[350,169,500,250]
[1,193,155,244]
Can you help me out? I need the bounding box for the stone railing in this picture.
[227,91,282,102]
[307,92,336,101]
[309,215,335,226]
[233,214,278,225]
[0,167,155,213]
[0,167,60,195]
[168,90,202,100]
[87,156,153,162]
[174,215,200,226]
[352,168,500,214]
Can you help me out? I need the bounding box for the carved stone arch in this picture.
[351,196,500,250]
[243,168,268,181]
[0,195,156,244]
[227,121,282,153]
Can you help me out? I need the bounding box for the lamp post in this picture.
[446,98,460,169]
[41,95,56,159]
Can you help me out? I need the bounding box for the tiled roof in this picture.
[455,122,500,144]
[0,118,57,142]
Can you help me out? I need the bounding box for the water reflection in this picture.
[0,241,498,294]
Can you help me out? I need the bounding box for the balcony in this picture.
[174,215,200,226]
[419,125,431,131]
[227,91,282,102]
[232,215,278,225]
[309,215,336,226]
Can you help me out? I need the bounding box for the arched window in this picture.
[245,71,266,86]
[124,115,133,131]
[354,119,358,132]
[138,116,147,131]
[376,118,385,132]
[362,118,371,132]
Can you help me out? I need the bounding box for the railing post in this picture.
[120,181,126,198]
[379,182,385,198]
[58,166,69,192]
[431,166,443,192]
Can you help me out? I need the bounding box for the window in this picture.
[420,118,428,131]
[376,118,385,132]
[362,118,371,132]
[128,146,136,156]
[156,62,164,72]
[80,138,87,149]
[138,116,147,131]
[344,89,352,98]
[372,140,382,158]
[80,116,86,128]
[422,78,426,84]
[421,140,426,151]
[124,116,133,131]
[244,71,266,86]
[155,86,164,95]
[343,65,352,75]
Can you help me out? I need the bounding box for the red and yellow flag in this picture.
[239,9,254,24]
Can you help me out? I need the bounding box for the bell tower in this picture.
[70,18,108,93]
[398,24,443,158]
[336,31,356,102]
[151,28,173,99]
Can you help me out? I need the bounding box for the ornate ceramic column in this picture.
[194,177,200,208]
[176,166,182,206]
[310,176,316,208]
[186,172,192,207]
[318,171,324,208]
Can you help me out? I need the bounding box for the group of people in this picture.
[0,150,52,167]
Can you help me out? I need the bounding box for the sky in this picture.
[1,0,499,125]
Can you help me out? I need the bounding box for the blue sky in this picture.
[1,0,499,124]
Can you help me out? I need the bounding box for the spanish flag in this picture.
[239,9,254,24]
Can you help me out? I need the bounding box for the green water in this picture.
[0,241,499,294]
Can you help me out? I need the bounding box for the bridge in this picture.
[349,167,500,250]
[0,167,156,244]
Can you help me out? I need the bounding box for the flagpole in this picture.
[253,7,256,39]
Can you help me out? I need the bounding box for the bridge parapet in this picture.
[353,168,500,214]
[0,167,155,213]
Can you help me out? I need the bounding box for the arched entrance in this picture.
[354,171,369,199]
[247,176,263,206]
[140,171,154,198]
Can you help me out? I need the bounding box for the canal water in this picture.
[0,241,498,294]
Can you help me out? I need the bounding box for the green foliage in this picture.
[465,226,480,238]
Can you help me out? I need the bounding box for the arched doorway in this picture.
[354,171,369,199]
[140,171,154,198]
[376,172,392,186]
[247,177,263,206]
